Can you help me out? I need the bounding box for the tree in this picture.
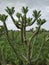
[0,6,46,65]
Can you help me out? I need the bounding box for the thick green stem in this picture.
[23,14,32,65]
[21,20,24,42]
[3,21,28,63]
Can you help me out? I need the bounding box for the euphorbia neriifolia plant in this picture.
[0,6,46,65]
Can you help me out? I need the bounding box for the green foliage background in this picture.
[0,30,49,65]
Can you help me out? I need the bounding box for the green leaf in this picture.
[27,17,32,24]
[16,12,22,19]
[0,14,8,22]
[37,18,46,25]
[22,6,28,14]
[33,10,41,19]
[5,7,15,15]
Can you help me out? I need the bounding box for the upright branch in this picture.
[29,15,46,63]
[31,34,46,63]
[5,7,21,29]
[0,14,28,63]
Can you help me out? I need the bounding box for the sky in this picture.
[0,0,49,30]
